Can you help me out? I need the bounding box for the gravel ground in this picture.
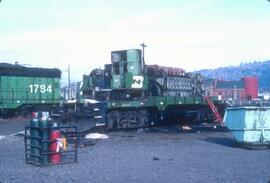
[0,120,26,135]
[0,122,270,183]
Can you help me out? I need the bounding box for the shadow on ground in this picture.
[201,136,270,150]
[201,136,238,148]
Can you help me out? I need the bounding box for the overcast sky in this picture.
[0,0,270,83]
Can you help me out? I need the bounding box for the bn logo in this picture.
[131,76,144,88]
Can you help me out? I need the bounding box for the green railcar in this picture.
[0,63,61,116]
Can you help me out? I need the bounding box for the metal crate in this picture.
[24,125,78,166]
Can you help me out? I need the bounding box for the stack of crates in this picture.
[25,112,78,166]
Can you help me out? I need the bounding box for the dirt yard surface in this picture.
[0,121,269,183]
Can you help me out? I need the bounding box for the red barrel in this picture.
[50,130,61,164]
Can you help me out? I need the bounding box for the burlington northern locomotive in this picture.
[0,63,61,117]
[80,48,222,129]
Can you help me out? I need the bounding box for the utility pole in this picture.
[140,42,147,61]
[68,64,71,100]
[140,43,147,71]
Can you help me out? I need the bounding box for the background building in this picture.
[204,76,258,100]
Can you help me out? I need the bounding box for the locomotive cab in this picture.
[111,49,148,90]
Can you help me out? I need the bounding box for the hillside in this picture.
[195,61,270,92]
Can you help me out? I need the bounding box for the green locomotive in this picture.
[82,48,224,129]
[0,63,61,116]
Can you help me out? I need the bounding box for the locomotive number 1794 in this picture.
[29,84,53,93]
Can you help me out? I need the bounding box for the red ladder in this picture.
[204,96,223,123]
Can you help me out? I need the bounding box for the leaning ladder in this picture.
[204,96,223,123]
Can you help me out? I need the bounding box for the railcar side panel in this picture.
[0,76,60,109]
